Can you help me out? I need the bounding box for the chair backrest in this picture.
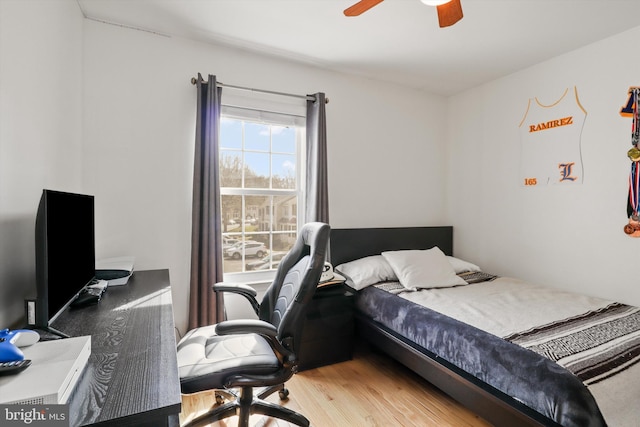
[258,222,330,353]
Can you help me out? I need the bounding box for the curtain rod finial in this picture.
[191,77,198,85]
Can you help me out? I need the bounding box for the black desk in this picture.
[50,269,182,426]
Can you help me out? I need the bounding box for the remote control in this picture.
[71,288,102,308]
[0,359,31,376]
[87,279,108,293]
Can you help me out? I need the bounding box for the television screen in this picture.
[35,189,95,333]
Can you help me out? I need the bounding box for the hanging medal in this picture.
[626,162,640,236]
[625,88,640,236]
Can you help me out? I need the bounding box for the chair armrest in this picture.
[215,320,294,360]
[215,319,277,338]
[212,282,260,315]
[212,282,257,297]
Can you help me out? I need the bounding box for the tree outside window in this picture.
[219,115,302,275]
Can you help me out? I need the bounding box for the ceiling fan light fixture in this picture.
[420,0,452,6]
[344,0,462,27]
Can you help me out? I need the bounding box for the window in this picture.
[219,107,305,278]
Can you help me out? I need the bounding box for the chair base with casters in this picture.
[183,385,308,427]
[211,383,289,405]
[178,222,330,427]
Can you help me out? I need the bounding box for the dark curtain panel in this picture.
[305,92,329,224]
[189,73,224,329]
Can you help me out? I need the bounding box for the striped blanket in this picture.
[504,302,640,386]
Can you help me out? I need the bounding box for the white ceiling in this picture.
[77,0,640,96]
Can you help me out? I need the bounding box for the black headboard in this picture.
[330,226,453,266]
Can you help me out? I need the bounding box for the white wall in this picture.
[82,21,447,335]
[0,0,83,328]
[14,2,631,336]
[447,26,640,306]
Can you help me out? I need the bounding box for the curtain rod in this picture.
[190,77,328,103]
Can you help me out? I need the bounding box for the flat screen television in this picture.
[34,189,95,336]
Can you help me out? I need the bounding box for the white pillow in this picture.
[335,255,398,290]
[381,247,467,290]
[446,256,481,274]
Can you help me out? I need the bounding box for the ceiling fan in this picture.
[344,0,463,28]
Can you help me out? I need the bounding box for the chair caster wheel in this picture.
[278,387,289,400]
[215,394,225,405]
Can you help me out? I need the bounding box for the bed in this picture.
[329,226,640,427]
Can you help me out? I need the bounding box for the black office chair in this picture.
[177,222,330,427]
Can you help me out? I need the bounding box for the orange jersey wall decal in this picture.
[519,86,587,186]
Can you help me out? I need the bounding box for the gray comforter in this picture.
[356,283,608,427]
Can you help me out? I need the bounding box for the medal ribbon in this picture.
[630,162,640,216]
[633,88,640,146]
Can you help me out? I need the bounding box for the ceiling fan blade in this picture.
[344,0,384,16]
[437,0,463,27]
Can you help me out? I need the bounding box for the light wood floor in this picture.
[179,345,492,427]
